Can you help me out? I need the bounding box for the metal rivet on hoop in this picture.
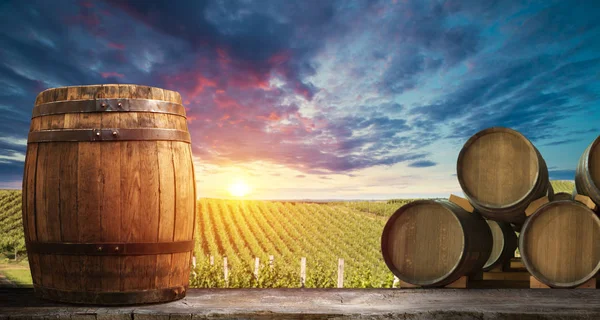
[117,102,122,107]
[96,132,101,136]
[114,246,119,252]
[112,131,118,136]
[101,103,107,108]
[97,246,103,252]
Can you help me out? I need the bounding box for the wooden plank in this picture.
[120,140,142,291]
[171,141,194,287]
[156,141,175,289]
[445,276,468,289]
[23,144,38,243]
[525,196,549,216]
[34,143,49,243]
[449,194,474,213]
[100,85,122,292]
[78,140,103,292]
[34,143,51,288]
[482,272,530,281]
[530,276,596,289]
[45,141,63,290]
[510,259,525,270]
[58,142,81,291]
[138,140,160,290]
[574,194,597,211]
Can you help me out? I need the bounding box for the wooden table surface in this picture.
[2,288,600,319]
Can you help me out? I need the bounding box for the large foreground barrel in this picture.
[483,220,517,271]
[381,200,492,287]
[457,127,553,225]
[22,85,196,304]
[575,135,600,205]
[519,201,600,288]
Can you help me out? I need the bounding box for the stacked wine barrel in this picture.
[382,127,600,288]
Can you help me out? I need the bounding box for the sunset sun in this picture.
[228,180,251,197]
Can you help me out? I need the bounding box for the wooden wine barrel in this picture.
[381,200,492,287]
[457,127,553,225]
[553,192,573,201]
[519,200,600,288]
[21,85,196,305]
[483,220,517,271]
[575,135,600,205]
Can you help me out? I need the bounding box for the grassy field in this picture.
[551,180,575,193]
[0,180,577,288]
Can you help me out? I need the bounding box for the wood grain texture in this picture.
[7,288,600,318]
[23,84,194,305]
[381,200,492,287]
[457,127,552,224]
[520,201,600,288]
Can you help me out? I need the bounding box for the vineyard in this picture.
[0,190,25,261]
[0,180,575,288]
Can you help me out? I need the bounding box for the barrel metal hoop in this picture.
[28,240,194,255]
[28,128,191,143]
[32,99,187,118]
[34,285,187,305]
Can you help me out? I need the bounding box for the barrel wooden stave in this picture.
[381,200,492,287]
[457,127,553,225]
[22,84,195,304]
[575,135,600,205]
[483,220,517,271]
[519,200,600,288]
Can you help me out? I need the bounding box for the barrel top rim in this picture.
[35,84,182,103]
[519,199,600,288]
[456,126,540,207]
[381,200,466,286]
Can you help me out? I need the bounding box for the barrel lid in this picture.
[519,200,600,288]
[381,200,466,286]
[457,127,540,207]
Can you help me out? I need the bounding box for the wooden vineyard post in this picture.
[269,255,274,270]
[393,276,400,288]
[254,257,260,279]
[337,258,344,288]
[191,256,197,276]
[300,257,306,288]
[223,257,229,287]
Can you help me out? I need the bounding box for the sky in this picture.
[0,0,599,199]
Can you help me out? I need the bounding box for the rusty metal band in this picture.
[28,240,194,256]
[34,285,187,305]
[28,128,190,143]
[32,98,187,118]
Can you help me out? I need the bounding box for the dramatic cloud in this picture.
[0,0,598,196]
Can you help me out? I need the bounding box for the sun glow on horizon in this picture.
[227,180,251,197]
